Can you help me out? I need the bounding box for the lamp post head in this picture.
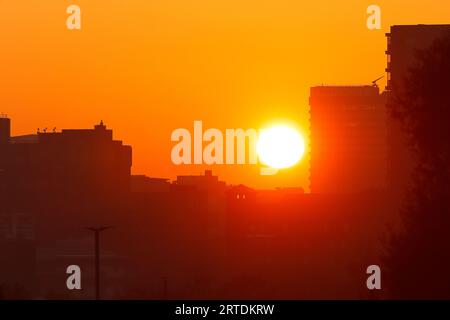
[86,226,114,232]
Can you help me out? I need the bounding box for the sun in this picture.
[257,125,305,169]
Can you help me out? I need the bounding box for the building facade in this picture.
[0,119,132,199]
[309,85,387,194]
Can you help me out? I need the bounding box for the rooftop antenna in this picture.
[372,75,384,88]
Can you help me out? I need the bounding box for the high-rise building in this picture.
[0,115,11,145]
[309,85,387,194]
[385,25,450,197]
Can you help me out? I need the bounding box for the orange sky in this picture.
[1,0,449,189]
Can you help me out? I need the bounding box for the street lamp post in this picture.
[86,226,113,300]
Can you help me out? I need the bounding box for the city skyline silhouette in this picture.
[1,4,450,300]
[4,1,450,190]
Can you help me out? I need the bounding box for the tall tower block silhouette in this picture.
[0,116,10,144]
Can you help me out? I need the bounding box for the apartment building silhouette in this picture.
[309,85,387,193]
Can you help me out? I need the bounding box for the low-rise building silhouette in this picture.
[0,118,132,198]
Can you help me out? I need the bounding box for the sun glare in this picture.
[257,125,305,169]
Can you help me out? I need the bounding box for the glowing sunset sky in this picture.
[1,0,449,189]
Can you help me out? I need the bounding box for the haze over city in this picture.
[2,0,450,189]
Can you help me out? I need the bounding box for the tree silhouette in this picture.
[385,33,450,299]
